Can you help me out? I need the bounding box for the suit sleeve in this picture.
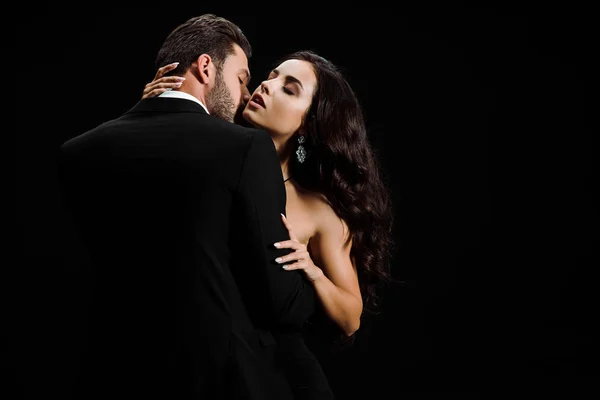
[235,130,316,329]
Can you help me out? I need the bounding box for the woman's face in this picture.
[242,59,317,141]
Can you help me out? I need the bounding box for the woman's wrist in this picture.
[308,266,325,283]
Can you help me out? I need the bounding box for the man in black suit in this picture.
[58,14,315,399]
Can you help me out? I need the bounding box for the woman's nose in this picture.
[260,81,270,95]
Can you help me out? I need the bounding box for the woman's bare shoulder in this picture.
[293,183,331,214]
[294,185,348,238]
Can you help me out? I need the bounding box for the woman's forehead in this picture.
[272,60,317,88]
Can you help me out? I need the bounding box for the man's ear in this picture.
[194,54,213,84]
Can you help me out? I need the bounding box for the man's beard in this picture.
[206,71,236,123]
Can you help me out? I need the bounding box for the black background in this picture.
[14,3,596,399]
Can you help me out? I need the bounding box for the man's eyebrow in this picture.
[271,68,304,90]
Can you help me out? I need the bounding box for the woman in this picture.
[143,50,394,397]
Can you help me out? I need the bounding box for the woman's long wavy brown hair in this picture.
[279,51,395,337]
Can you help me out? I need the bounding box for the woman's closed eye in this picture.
[283,87,294,95]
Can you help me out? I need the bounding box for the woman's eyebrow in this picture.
[271,69,304,90]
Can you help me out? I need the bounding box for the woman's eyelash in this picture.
[283,87,293,95]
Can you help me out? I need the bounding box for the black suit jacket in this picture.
[58,97,316,399]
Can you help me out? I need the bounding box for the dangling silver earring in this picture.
[296,135,306,163]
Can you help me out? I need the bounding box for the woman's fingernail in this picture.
[282,265,289,270]
[275,258,283,263]
[171,62,179,66]
[281,213,286,218]
[274,243,281,248]
[175,77,186,81]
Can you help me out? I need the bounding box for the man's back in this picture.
[58,98,315,399]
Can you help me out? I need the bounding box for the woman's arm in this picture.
[275,212,363,337]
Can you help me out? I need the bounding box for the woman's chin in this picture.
[233,109,251,127]
[240,110,257,126]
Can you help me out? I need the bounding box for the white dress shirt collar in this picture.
[158,90,209,114]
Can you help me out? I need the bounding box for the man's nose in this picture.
[242,86,251,103]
